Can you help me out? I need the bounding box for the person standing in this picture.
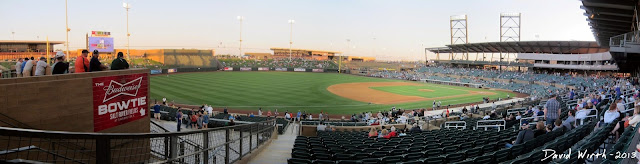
[89,50,107,72]
[51,52,69,75]
[75,50,90,73]
[176,107,183,131]
[15,58,23,77]
[544,94,561,125]
[34,57,48,76]
[162,97,167,105]
[22,57,35,77]
[110,52,130,70]
[153,103,161,120]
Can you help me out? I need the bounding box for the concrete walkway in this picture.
[424,97,526,116]
[248,122,298,164]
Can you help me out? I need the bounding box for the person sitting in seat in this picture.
[368,127,378,138]
[534,121,546,137]
[378,129,388,138]
[506,121,534,148]
[552,119,564,131]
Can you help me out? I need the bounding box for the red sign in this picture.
[92,73,148,132]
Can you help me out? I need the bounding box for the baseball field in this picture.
[150,72,514,114]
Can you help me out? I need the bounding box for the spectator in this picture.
[206,105,213,117]
[153,102,161,120]
[34,57,48,76]
[258,108,262,116]
[249,113,255,117]
[368,128,378,137]
[552,119,563,131]
[284,111,291,120]
[379,129,388,138]
[318,112,323,120]
[196,112,204,129]
[176,107,183,131]
[410,123,421,133]
[515,112,522,120]
[317,122,327,131]
[190,111,198,128]
[162,97,167,105]
[202,111,209,128]
[384,129,397,139]
[228,118,235,126]
[20,57,29,74]
[506,121,534,148]
[15,58,23,77]
[629,107,640,127]
[544,94,561,125]
[75,50,90,73]
[223,107,228,115]
[22,57,34,77]
[563,110,575,131]
[616,99,625,112]
[51,51,69,75]
[603,102,621,125]
[110,52,130,70]
[534,121,546,137]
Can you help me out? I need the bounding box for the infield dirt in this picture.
[326,82,496,104]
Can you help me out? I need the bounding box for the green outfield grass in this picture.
[150,72,513,114]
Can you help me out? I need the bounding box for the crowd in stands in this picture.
[12,49,130,77]
[219,58,338,69]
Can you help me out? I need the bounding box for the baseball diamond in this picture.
[150,71,514,114]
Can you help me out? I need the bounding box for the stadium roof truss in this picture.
[427,41,608,55]
[581,0,638,47]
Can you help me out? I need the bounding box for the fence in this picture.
[576,109,598,126]
[443,121,466,130]
[0,119,276,164]
[476,120,506,131]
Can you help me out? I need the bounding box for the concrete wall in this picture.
[0,69,150,133]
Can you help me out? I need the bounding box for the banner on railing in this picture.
[258,67,269,71]
[294,68,306,72]
[312,69,324,72]
[275,68,287,71]
[168,68,177,73]
[150,69,162,74]
[240,67,252,71]
[223,67,234,71]
[92,73,149,132]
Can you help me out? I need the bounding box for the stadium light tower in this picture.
[123,2,132,64]
[237,16,244,57]
[65,0,70,61]
[288,19,295,61]
[450,15,468,60]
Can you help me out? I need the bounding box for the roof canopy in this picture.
[0,40,65,44]
[581,0,637,47]
[427,41,608,54]
[270,48,341,54]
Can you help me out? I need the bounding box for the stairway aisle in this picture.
[248,122,298,164]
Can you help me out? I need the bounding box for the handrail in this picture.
[519,115,545,128]
[576,109,598,126]
[476,119,506,131]
[443,121,466,129]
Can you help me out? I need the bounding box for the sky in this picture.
[0,0,593,61]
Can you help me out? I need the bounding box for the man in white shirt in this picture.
[206,105,213,116]
[22,57,35,77]
[318,113,323,120]
[34,57,48,76]
[317,123,326,131]
[15,58,23,77]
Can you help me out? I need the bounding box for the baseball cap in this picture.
[93,50,99,54]
[521,120,529,126]
[55,51,66,58]
[81,50,89,53]
[39,57,46,60]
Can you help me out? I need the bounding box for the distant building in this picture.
[243,48,375,61]
[0,40,64,60]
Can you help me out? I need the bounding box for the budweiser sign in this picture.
[102,76,143,103]
[93,73,149,132]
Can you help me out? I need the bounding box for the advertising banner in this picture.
[168,68,178,73]
[275,68,287,71]
[258,67,269,71]
[150,69,162,74]
[88,37,114,53]
[312,69,324,72]
[240,67,252,71]
[223,67,234,71]
[92,73,148,132]
[294,68,306,72]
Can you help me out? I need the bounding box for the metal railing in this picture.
[610,31,640,47]
[519,116,545,127]
[476,119,506,131]
[0,119,276,164]
[443,121,466,130]
[576,109,598,126]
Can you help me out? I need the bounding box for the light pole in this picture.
[237,16,244,58]
[123,2,131,64]
[65,0,69,61]
[288,19,295,62]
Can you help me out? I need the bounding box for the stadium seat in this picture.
[493,148,511,163]
[381,155,404,163]
[288,158,313,164]
[424,156,444,164]
[444,152,465,163]
[313,160,335,164]
[336,160,362,164]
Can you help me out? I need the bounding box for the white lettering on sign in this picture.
[98,96,147,116]
[102,77,143,103]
